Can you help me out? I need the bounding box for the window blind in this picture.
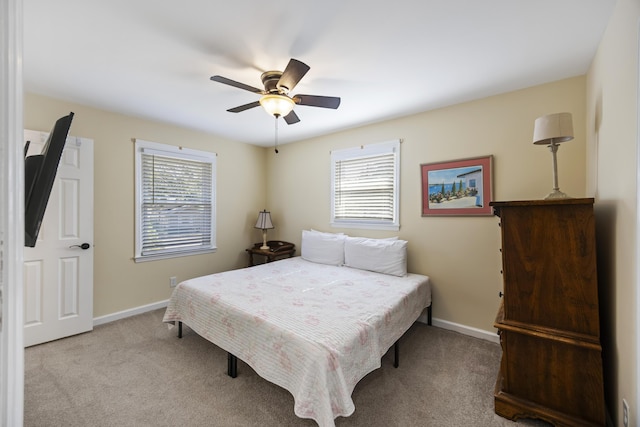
[140,152,213,256]
[330,139,400,231]
[333,152,396,221]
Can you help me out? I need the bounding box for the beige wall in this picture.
[267,76,587,333]
[24,93,268,317]
[587,0,639,425]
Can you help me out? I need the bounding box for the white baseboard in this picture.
[92,301,499,344]
[93,299,169,327]
[430,317,500,344]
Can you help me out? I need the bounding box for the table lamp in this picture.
[254,210,274,250]
[533,112,574,199]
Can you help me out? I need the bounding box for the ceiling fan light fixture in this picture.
[259,94,295,117]
[212,58,340,124]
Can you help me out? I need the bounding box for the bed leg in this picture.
[394,340,399,368]
[178,321,182,338]
[227,353,237,378]
[428,305,432,326]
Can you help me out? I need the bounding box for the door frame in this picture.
[0,0,25,425]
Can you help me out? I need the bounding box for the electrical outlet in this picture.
[169,276,177,288]
[623,398,629,427]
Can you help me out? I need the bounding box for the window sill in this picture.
[330,221,400,231]
[134,247,217,263]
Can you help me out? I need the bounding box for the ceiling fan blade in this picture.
[294,94,341,109]
[227,101,261,113]
[283,110,300,125]
[277,59,310,93]
[210,75,264,94]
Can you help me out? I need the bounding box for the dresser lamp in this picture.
[533,112,574,199]
[254,210,274,250]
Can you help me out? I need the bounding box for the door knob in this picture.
[69,243,90,250]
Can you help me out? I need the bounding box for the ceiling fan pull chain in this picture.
[274,116,279,154]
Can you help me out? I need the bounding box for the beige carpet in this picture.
[25,309,550,427]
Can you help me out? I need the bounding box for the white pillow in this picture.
[301,230,346,266]
[344,236,408,276]
[309,229,345,236]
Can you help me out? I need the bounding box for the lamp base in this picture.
[544,189,570,200]
[260,230,269,250]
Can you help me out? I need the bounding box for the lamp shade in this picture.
[533,112,574,145]
[254,210,274,230]
[259,94,295,117]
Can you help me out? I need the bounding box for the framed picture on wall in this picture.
[420,155,493,216]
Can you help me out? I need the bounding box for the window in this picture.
[331,139,400,231]
[134,139,216,261]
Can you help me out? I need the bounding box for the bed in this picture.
[163,232,431,427]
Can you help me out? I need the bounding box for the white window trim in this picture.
[330,139,400,231]
[134,139,216,262]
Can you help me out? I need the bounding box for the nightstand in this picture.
[246,240,295,266]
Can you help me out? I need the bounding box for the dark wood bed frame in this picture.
[176,304,432,378]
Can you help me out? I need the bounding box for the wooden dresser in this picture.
[490,198,605,427]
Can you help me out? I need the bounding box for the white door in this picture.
[23,129,94,347]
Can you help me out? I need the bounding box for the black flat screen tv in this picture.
[24,112,74,247]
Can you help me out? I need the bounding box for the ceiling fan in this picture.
[210,58,341,125]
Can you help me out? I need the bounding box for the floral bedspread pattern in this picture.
[163,257,431,427]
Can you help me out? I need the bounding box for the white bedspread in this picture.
[162,256,431,426]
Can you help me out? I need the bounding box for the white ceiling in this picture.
[23,0,615,147]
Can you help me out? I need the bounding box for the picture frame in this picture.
[421,155,493,216]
